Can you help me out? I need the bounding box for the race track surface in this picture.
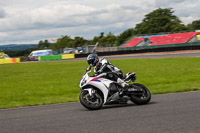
[64,51,200,61]
[24,50,200,63]
[0,91,200,133]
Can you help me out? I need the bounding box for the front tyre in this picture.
[79,90,103,110]
[130,83,151,105]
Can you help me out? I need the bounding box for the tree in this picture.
[38,40,50,49]
[90,32,118,47]
[103,32,117,46]
[117,28,135,45]
[51,35,72,50]
[73,37,87,47]
[50,35,88,50]
[187,19,200,30]
[100,32,104,38]
[135,8,188,34]
[38,40,44,48]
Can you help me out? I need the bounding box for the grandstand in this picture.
[122,32,200,48]
[122,37,144,47]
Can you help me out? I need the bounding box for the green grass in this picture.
[0,57,200,108]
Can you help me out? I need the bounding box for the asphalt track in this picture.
[105,51,200,59]
[23,51,200,64]
[62,51,200,61]
[0,91,200,133]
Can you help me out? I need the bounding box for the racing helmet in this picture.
[87,54,99,66]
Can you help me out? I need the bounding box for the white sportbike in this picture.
[79,65,151,110]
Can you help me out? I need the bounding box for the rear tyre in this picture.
[130,83,151,105]
[79,90,103,110]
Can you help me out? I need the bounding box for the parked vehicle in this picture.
[79,65,151,110]
[63,48,75,54]
[28,49,52,61]
[0,52,10,59]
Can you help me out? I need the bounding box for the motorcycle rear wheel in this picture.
[79,90,103,110]
[130,83,151,105]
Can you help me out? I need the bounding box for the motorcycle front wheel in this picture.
[130,83,151,105]
[79,90,103,110]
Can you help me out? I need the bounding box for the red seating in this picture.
[122,37,144,47]
[149,36,171,45]
[149,32,200,46]
[122,32,200,47]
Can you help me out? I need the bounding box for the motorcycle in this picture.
[79,65,151,110]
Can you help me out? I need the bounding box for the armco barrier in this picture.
[39,55,62,61]
[39,54,75,61]
[0,58,20,64]
[62,54,75,59]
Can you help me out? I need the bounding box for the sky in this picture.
[0,0,199,45]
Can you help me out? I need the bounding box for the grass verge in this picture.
[0,57,200,108]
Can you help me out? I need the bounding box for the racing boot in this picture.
[117,78,129,96]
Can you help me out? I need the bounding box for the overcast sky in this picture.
[0,0,199,45]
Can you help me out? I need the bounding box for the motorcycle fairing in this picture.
[83,78,114,104]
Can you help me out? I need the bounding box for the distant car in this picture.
[28,49,53,61]
[63,48,75,54]
[64,50,73,54]
[0,54,10,59]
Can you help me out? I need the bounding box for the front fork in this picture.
[83,88,100,105]
[84,88,96,97]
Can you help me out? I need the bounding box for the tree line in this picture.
[7,8,200,57]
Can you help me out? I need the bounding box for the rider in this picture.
[87,53,128,94]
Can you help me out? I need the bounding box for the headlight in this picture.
[81,80,86,86]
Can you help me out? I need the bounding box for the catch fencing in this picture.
[75,42,200,58]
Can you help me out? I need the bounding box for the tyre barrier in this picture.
[0,58,20,64]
